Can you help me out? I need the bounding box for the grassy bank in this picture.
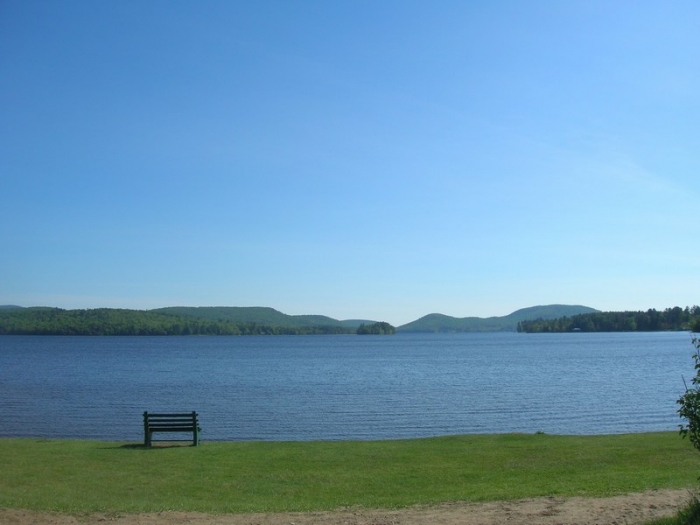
[1,432,698,513]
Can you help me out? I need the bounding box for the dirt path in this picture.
[0,489,694,525]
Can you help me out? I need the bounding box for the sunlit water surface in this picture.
[0,332,694,441]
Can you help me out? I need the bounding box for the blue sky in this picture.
[1,1,698,325]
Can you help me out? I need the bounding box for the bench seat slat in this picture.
[148,427,195,432]
[148,418,195,425]
[147,413,197,418]
[148,423,194,427]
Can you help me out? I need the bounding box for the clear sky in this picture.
[1,1,698,326]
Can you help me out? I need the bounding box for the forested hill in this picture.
[518,306,700,333]
[397,305,598,333]
[152,306,370,330]
[0,306,376,336]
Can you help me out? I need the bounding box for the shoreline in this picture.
[0,428,684,443]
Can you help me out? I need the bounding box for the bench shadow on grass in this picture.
[100,443,198,450]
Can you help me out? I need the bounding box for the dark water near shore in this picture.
[0,332,695,441]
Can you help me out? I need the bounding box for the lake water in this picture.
[0,332,695,441]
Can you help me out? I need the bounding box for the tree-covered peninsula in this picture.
[356,322,396,335]
[517,306,700,333]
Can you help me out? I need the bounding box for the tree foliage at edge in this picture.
[679,338,700,453]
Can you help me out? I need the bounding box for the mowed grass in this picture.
[1,432,698,514]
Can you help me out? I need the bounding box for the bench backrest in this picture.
[143,411,198,428]
[143,411,200,446]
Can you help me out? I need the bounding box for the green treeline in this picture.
[0,307,355,336]
[356,322,396,335]
[517,306,700,333]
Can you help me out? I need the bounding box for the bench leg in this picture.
[143,411,150,447]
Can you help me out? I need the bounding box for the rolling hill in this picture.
[152,306,374,330]
[397,304,598,333]
[0,304,597,335]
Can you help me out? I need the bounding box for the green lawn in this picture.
[1,432,698,514]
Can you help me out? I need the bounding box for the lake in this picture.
[0,332,695,441]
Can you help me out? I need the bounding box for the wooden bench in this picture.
[143,411,200,446]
